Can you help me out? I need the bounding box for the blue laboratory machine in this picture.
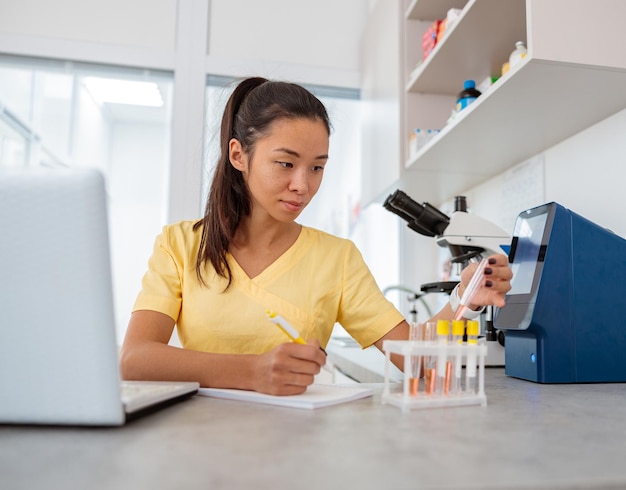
[494,202,626,383]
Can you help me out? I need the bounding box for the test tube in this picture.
[453,258,489,321]
[435,320,450,395]
[408,322,424,396]
[465,320,480,393]
[423,321,437,395]
[451,320,465,394]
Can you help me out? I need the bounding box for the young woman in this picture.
[120,77,512,395]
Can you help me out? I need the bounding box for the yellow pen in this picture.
[265,310,307,345]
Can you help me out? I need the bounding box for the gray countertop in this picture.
[2,369,626,490]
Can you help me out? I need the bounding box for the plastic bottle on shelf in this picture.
[424,128,441,145]
[426,129,434,144]
[509,41,527,69]
[456,80,481,113]
[409,128,426,157]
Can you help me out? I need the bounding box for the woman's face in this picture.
[230,117,329,223]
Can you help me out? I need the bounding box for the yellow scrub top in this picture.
[133,222,405,354]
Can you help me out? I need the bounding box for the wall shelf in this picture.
[403,58,626,202]
[405,0,468,22]
[406,0,526,95]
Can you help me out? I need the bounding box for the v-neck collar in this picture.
[227,226,310,286]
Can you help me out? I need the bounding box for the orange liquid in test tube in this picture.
[424,368,436,394]
[444,360,453,394]
[408,322,424,396]
[422,322,437,395]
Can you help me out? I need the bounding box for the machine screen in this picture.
[495,203,555,331]
[508,213,548,295]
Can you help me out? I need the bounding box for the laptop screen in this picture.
[0,167,125,425]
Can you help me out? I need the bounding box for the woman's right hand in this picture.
[253,340,327,396]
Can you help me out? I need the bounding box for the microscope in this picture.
[383,190,511,364]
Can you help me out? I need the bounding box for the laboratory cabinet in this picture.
[360,0,626,205]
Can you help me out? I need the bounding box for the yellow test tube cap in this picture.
[436,319,450,336]
[452,320,465,337]
[466,320,480,336]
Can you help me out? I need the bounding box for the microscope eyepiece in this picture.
[454,196,467,212]
[383,189,450,237]
[383,190,416,224]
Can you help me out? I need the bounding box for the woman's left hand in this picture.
[459,254,513,309]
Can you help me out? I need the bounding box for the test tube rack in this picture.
[381,339,488,412]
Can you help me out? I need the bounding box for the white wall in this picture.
[0,0,177,51]
[459,108,626,238]
[544,109,626,236]
[208,0,365,77]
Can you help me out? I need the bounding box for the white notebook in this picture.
[198,384,373,409]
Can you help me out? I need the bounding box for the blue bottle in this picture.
[456,80,481,112]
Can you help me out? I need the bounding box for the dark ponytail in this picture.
[193,77,330,288]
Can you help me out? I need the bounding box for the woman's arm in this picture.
[119,310,327,395]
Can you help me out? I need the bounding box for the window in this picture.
[0,54,174,341]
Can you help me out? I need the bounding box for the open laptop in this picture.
[0,167,198,426]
